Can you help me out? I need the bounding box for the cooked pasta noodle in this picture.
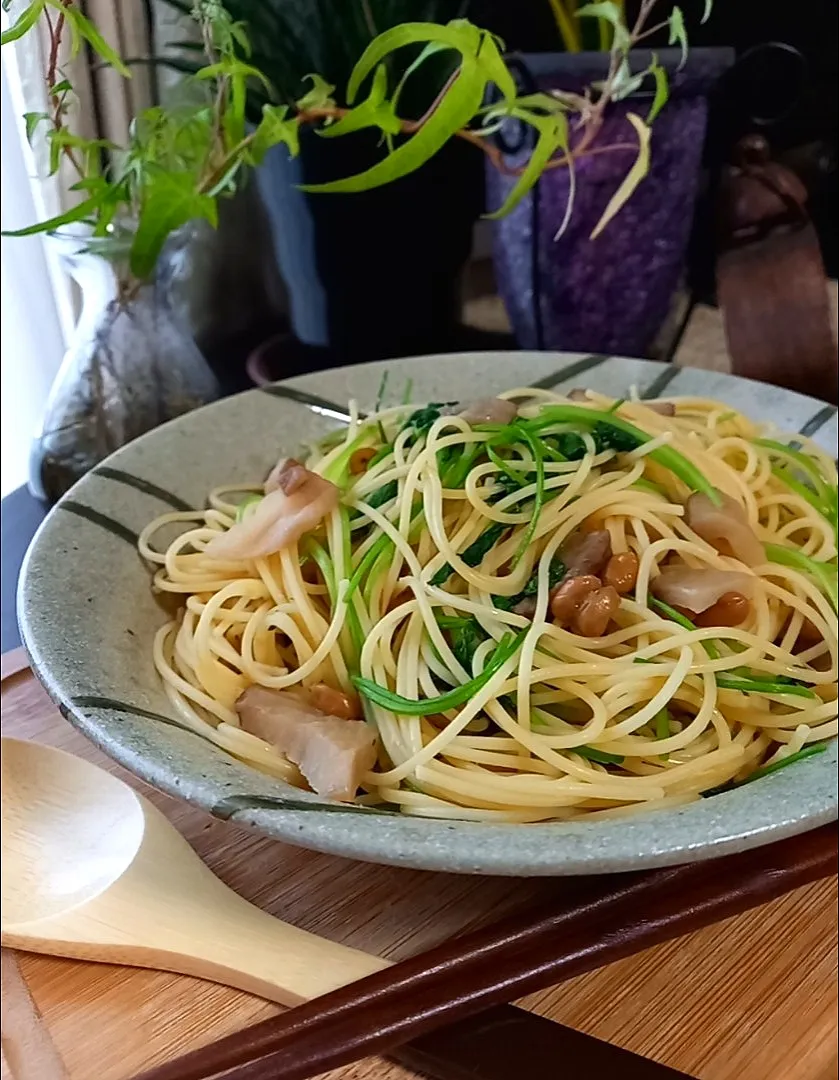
[139,388,838,822]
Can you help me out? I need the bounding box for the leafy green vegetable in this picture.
[651,598,816,697]
[305,538,336,607]
[756,438,838,540]
[446,616,489,673]
[702,741,829,796]
[654,707,671,741]
[524,404,720,503]
[442,443,482,489]
[740,743,829,783]
[400,403,457,442]
[650,596,711,641]
[764,543,838,613]
[353,629,527,715]
[715,675,816,699]
[345,532,392,603]
[374,371,390,444]
[430,521,506,586]
[365,481,399,511]
[493,559,566,611]
[510,423,546,565]
[572,745,625,765]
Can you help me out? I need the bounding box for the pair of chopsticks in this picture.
[135,824,837,1080]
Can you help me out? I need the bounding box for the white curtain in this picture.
[0,1,156,497]
[0,47,71,497]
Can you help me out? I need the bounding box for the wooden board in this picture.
[1,654,836,1080]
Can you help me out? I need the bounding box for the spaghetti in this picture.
[139,388,838,822]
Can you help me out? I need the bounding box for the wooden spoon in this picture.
[0,736,388,1003]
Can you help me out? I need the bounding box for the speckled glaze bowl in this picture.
[19,353,839,876]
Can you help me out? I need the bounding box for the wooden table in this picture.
[1,650,836,1080]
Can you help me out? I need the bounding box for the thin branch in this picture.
[44,0,84,177]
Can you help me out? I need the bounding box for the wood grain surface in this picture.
[1,655,836,1080]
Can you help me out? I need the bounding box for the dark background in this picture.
[477,0,838,284]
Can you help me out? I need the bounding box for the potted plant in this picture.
[162,0,489,373]
[483,0,733,355]
[3,0,691,500]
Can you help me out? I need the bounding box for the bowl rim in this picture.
[18,351,839,876]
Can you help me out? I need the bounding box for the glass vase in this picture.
[29,233,220,504]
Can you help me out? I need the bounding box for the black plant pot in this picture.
[255,128,484,369]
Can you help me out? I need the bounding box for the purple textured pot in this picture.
[487,49,733,355]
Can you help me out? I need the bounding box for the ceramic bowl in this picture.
[19,352,839,875]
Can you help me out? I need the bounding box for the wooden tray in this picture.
[1,651,837,1080]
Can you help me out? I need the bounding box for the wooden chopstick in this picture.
[134,823,838,1080]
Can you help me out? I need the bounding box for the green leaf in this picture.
[129,172,217,280]
[1,193,103,238]
[650,597,719,657]
[474,30,516,104]
[668,6,689,70]
[445,616,489,673]
[196,58,272,93]
[345,20,481,104]
[493,558,565,612]
[62,6,130,77]
[740,742,828,783]
[228,20,252,57]
[49,78,72,95]
[764,543,839,613]
[353,630,527,716]
[608,59,646,102]
[524,403,721,504]
[590,112,651,239]
[295,73,337,111]
[319,64,401,140]
[575,2,630,51]
[485,109,568,220]
[390,41,450,115]
[430,521,506,586]
[366,480,398,510]
[646,58,670,124]
[303,25,489,194]
[701,0,714,25]
[715,675,816,699]
[1,0,43,45]
[573,745,624,765]
[250,104,300,164]
[654,707,671,758]
[23,111,49,143]
[511,423,546,565]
